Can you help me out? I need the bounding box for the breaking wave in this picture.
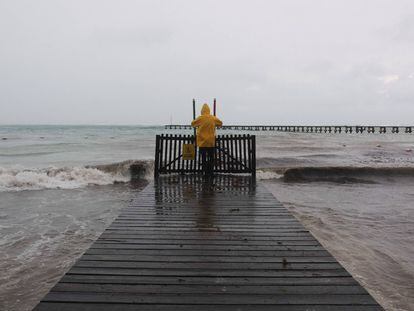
[256,170,284,180]
[2,157,414,191]
[0,160,153,192]
[282,166,414,183]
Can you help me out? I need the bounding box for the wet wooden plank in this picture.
[79,255,337,263]
[104,228,312,233]
[84,249,333,257]
[60,274,360,286]
[73,261,344,270]
[88,243,325,251]
[94,239,321,245]
[97,235,318,241]
[41,292,379,305]
[66,267,351,277]
[35,302,383,311]
[33,176,383,310]
[100,233,311,239]
[51,283,368,294]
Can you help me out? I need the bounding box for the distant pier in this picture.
[165,125,413,134]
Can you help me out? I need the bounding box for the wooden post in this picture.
[154,135,160,178]
[192,99,196,120]
[192,99,197,151]
[213,98,216,116]
[251,135,256,180]
[163,134,168,172]
[177,135,182,172]
[173,134,177,171]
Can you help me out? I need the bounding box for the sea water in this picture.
[0,125,413,310]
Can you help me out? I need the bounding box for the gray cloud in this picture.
[0,0,414,125]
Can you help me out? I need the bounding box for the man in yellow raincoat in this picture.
[191,103,223,175]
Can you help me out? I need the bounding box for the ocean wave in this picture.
[257,157,316,168]
[0,160,153,192]
[0,151,60,157]
[282,166,414,183]
[91,160,153,181]
[256,169,284,180]
[2,158,414,191]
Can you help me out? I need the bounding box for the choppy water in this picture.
[0,125,413,310]
[264,181,414,311]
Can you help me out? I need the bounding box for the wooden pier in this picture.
[33,175,383,310]
[165,124,413,134]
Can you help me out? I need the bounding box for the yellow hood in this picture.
[201,104,211,116]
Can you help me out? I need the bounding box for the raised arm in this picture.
[214,117,223,127]
[191,116,202,128]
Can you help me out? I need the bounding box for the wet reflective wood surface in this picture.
[34,175,383,310]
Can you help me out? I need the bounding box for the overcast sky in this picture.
[1,0,413,125]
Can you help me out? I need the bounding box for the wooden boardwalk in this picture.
[34,175,383,310]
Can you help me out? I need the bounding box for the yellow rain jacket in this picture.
[191,104,223,147]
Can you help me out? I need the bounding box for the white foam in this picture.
[0,166,130,192]
[256,169,283,180]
